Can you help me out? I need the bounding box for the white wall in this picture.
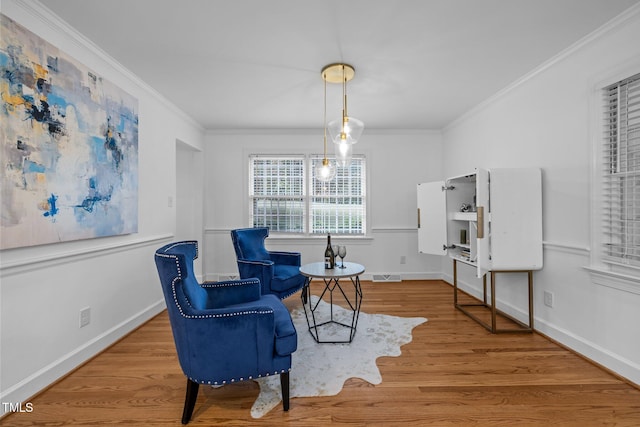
[441,7,640,385]
[3,0,639,412]
[0,0,205,411]
[176,141,204,276]
[203,130,444,282]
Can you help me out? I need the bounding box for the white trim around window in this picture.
[248,153,368,237]
[589,62,640,292]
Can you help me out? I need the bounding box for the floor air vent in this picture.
[372,274,402,282]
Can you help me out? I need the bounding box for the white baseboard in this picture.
[535,319,640,386]
[0,299,167,416]
[209,272,442,283]
[442,272,640,387]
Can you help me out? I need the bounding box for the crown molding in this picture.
[9,0,204,132]
[205,128,441,136]
[443,2,640,133]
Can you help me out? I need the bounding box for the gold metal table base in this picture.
[453,259,533,334]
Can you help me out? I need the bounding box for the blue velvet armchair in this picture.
[231,227,306,299]
[154,241,297,424]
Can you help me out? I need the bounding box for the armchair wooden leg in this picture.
[182,378,199,424]
[280,372,290,411]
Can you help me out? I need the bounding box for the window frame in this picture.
[600,72,640,268]
[588,65,640,294]
[248,153,368,237]
[248,154,306,234]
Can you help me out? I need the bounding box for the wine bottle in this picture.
[324,234,335,269]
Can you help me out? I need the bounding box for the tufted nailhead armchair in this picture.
[231,227,307,300]
[154,241,297,424]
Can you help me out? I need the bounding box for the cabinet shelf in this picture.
[418,167,543,278]
[452,254,476,266]
[451,212,477,221]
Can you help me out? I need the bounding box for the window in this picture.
[602,72,640,267]
[249,155,305,233]
[310,155,366,234]
[249,154,366,235]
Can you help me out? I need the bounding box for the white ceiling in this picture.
[40,0,640,130]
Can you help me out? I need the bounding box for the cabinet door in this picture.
[489,168,543,270]
[475,168,490,278]
[417,181,447,255]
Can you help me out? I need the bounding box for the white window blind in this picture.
[249,155,305,232]
[602,73,640,266]
[249,154,366,235]
[311,155,366,235]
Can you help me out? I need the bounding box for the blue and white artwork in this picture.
[0,14,139,249]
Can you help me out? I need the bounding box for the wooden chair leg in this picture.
[181,378,199,424]
[280,371,290,411]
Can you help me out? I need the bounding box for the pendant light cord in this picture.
[343,64,347,122]
[323,73,328,161]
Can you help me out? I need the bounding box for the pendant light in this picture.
[314,69,336,182]
[324,63,364,146]
[334,138,353,167]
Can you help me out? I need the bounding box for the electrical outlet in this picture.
[79,307,91,328]
[543,291,554,308]
[400,255,407,264]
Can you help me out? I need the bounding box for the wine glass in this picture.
[338,245,347,268]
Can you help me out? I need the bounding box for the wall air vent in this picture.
[372,274,402,282]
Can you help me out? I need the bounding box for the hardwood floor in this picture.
[4,280,639,426]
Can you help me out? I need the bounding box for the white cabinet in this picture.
[417,168,543,278]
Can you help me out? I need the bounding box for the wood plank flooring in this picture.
[3,280,639,426]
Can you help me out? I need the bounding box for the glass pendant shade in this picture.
[315,158,336,182]
[334,139,353,167]
[318,63,362,180]
[322,63,364,145]
[328,115,364,145]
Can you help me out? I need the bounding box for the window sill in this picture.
[584,266,640,295]
[267,234,374,243]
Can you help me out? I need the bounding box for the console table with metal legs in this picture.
[299,262,364,344]
[453,259,534,333]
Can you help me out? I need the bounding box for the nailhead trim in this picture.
[235,261,303,299]
[189,368,291,386]
[269,251,301,257]
[279,288,299,300]
[162,241,199,258]
[158,242,292,386]
[155,253,274,319]
[239,259,274,266]
[201,279,260,288]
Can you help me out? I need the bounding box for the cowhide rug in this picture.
[250,295,427,418]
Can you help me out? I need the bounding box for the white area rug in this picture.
[250,296,427,418]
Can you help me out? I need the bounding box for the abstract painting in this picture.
[0,14,138,249]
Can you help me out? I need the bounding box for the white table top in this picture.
[299,261,365,279]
